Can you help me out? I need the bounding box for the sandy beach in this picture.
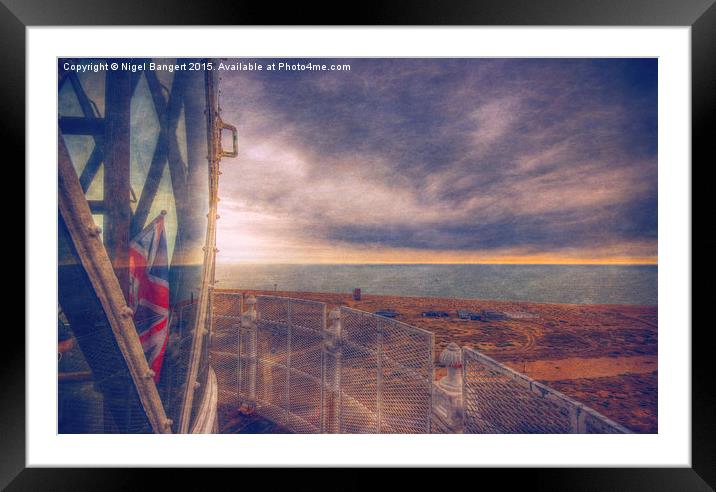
[222,288,657,433]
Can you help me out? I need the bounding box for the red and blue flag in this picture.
[129,213,169,382]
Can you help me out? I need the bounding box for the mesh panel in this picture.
[286,299,324,433]
[206,293,435,434]
[462,347,629,434]
[582,408,629,434]
[208,292,243,428]
[253,296,326,433]
[462,348,572,433]
[59,327,152,434]
[255,359,289,426]
[257,295,289,324]
[287,325,323,433]
[58,380,107,434]
[255,303,289,426]
[157,302,197,430]
[321,349,340,434]
[339,343,379,433]
[380,318,434,434]
[213,291,244,318]
[287,370,322,433]
[340,308,379,433]
[341,307,379,351]
[338,308,434,434]
[254,297,290,426]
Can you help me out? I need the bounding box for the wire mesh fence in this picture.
[339,308,379,433]
[208,292,627,435]
[254,296,326,433]
[157,301,198,431]
[209,293,434,434]
[340,307,434,434]
[462,347,630,434]
[59,317,153,434]
[208,292,243,427]
[379,316,434,433]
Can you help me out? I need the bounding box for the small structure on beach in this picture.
[481,309,508,321]
[353,288,361,301]
[457,310,482,320]
[422,310,450,318]
[374,308,399,318]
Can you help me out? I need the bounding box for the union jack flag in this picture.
[129,213,169,382]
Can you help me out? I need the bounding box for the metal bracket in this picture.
[217,118,238,158]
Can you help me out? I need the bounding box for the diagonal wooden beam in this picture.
[59,135,172,434]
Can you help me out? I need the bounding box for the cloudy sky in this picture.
[215,58,657,265]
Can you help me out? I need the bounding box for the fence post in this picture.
[240,295,258,409]
[570,403,587,433]
[322,308,342,433]
[431,342,464,433]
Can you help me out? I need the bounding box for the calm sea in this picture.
[215,264,657,306]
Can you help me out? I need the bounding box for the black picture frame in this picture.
[8,0,713,488]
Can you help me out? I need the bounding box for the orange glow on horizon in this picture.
[216,248,657,266]
[218,259,658,266]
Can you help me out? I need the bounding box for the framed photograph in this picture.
[11,0,713,488]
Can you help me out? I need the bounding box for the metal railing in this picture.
[253,296,326,433]
[209,291,630,434]
[462,347,630,434]
[209,293,435,434]
[209,292,243,418]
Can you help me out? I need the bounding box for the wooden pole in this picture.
[103,66,132,300]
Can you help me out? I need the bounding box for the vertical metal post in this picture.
[237,323,244,398]
[285,299,292,422]
[376,317,383,434]
[318,305,325,433]
[241,295,258,404]
[427,333,435,433]
[323,308,342,433]
[248,328,257,402]
[570,404,587,433]
[432,342,464,433]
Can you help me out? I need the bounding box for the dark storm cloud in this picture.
[216,58,657,260]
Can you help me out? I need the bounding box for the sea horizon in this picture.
[215,263,658,306]
[217,261,658,266]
